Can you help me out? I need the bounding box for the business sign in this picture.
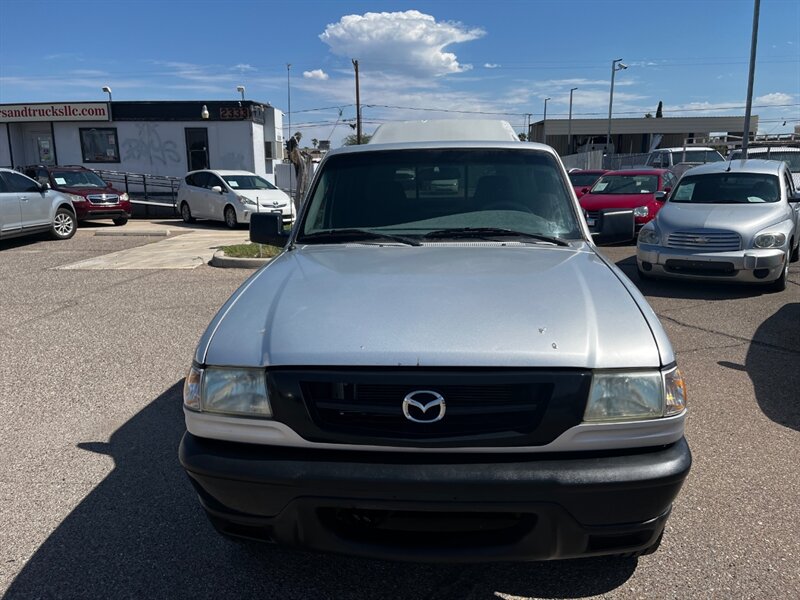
[0,103,110,123]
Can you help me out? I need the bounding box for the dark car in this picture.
[580,168,677,232]
[24,165,131,226]
[568,169,607,198]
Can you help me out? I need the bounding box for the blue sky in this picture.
[1,0,798,146]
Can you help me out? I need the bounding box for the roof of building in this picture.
[532,116,758,136]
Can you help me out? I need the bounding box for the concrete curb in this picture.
[94,230,172,237]
[210,249,271,269]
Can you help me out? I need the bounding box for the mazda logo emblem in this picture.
[402,390,446,423]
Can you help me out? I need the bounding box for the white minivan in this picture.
[177,170,293,229]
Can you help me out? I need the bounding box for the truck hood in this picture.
[199,245,663,369]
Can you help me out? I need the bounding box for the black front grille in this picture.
[664,259,736,276]
[303,382,549,438]
[268,369,592,448]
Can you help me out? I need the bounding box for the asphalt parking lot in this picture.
[0,225,798,599]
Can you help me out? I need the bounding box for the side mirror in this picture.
[581,187,589,195]
[250,212,289,247]
[106,182,113,189]
[210,185,224,194]
[591,208,635,245]
[654,190,667,201]
[789,192,800,203]
[37,181,49,192]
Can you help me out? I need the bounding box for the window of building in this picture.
[80,128,120,163]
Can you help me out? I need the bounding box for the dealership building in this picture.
[0,100,286,182]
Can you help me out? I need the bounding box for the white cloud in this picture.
[484,63,500,69]
[303,69,329,81]
[755,92,793,106]
[232,64,256,72]
[319,10,484,77]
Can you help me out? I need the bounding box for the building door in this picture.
[185,128,209,171]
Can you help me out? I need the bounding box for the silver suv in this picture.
[0,168,77,241]
[179,120,691,562]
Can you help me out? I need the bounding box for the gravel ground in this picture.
[0,230,797,599]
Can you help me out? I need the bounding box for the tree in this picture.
[518,133,528,141]
[644,113,653,118]
[343,133,372,145]
[311,138,319,149]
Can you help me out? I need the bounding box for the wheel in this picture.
[113,217,128,226]
[51,207,76,240]
[224,205,239,229]
[180,202,195,224]
[768,254,788,293]
[790,240,799,263]
[637,266,654,281]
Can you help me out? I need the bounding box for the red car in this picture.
[568,169,607,198]
[580,169,677,231]
[24,165,132,226]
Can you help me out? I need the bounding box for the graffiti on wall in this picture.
[121,124,180,166]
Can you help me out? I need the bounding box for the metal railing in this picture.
[92,169,181,208]
[602,153,652,170]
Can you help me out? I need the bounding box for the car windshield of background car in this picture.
[670,173,781,204]
[729,151,800,170]
[222,175,277,190]
[569,172,603,186]
[299,149,582,241]
[590,175,659,195]
[52,170,107,188]
[673,150,724,163]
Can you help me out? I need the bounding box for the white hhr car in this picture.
[177,170,293,228]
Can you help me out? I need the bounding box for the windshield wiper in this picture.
[299,229,422,246]
[422,227,569,246]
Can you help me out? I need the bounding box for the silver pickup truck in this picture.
[179,120,691,562]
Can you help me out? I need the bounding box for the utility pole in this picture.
[742,0,760,158]
[568,87,578,155]
[287,63,292,196]
[352,59,362,144]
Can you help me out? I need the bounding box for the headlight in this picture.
[237,195,256,206]
[119,192,129,202]
[753,232,786,248]
[68,193,85,203]
[584,368,687,422]
[182,366,271,417]
[638,227,659,245]
[663,367,687,416]
[633,205,649,218]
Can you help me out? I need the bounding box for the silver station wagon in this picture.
[180,120,691,562]
[637,159,800,291]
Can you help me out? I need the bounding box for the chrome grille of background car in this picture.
[585,211,600,220]
[667,230,741,251]
[87,194,119,205]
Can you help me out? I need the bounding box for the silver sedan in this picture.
[636,159,800,292]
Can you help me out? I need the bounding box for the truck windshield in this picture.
[672,150,724,163]
[298,149,582,241]
[669,173,780,204]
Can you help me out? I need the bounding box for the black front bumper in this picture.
[179,434,691,562]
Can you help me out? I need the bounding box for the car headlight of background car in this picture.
[237,195,256,206]
[67,193,85,203]
[637,226,659,245]
[183,366,271,417]
[119,192,129,202]
[753,231,786,249]
[633,206,650,218]
[584,367,687,422]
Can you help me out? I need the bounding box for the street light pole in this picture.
[568,87,578,154]
[237,85,246,102]
[606,59,627,152]
[543,97,550,144]
[742,0,761,158]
